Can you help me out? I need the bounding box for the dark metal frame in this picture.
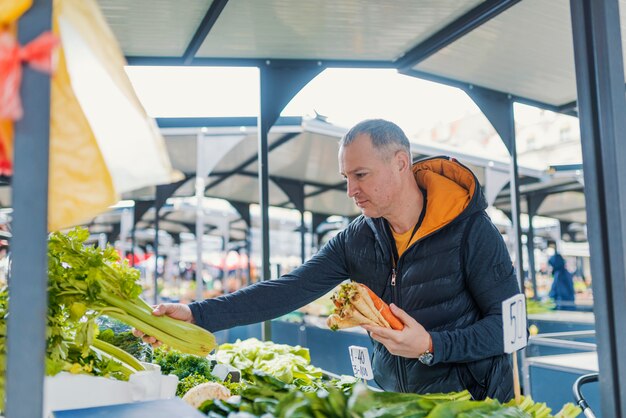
[13,0,626,415]
[272,178,306,264]
[204,132,300,191]
[464,86,524,292]
[395,0,521,70]
[570,0,626,416]
[526,194,548,300]
[257,62,324,339]
[6,2,52,417]
[156,116,302,129]
[126,0,576,114]
[182,0,229,64]
[151,179,188,303]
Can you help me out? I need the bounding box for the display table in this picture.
[213,317,375,382]
[528,310,595,334]
[527,352,600,417]
[51,398,204,418]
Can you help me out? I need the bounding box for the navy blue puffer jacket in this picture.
[189,156,521,401]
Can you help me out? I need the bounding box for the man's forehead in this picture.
[339,151,381,175]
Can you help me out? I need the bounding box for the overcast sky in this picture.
[125,66,543,138]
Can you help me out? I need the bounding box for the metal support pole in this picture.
[570,0,626,415]
[130,224,136,267]
[300,210,306,264]
[258,98,272,341]
[220,221,229,293]
[195,133,206,302]
[273,178,306,264]
[258,62,323,341]
[153,203,160,305]
[6,2,52,417]
[153,180,186,304]
[245,230,252,286]
[526,195,543,300]
[132,200,152,266]
[525,229,537,297]
[311,213,328,251]
[465,86,526,393]
[465,87,524,292]
[229,201,252,287]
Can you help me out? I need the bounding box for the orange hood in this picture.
[411,157,478,240]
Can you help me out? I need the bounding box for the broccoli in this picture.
[97,329,153,362]
[176,373,211,397]
[153,347,214,380]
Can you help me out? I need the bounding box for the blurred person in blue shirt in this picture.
[548,252,575,310]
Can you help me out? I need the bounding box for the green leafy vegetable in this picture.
[48,228,216,357]
[153,346,214,380]
[97,328,153,362]
[216,338,322,386]
[177,373,211,397]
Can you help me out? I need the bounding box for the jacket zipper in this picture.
[393,258,409,393]
[389,240,409,393]
[379,198,428,393]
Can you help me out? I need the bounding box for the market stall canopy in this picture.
[494,177,586,225]
[120,117,555,220]
[94,0,596,232]
[99,0,626,113]
[152,117,359,217]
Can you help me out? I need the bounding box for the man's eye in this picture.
[356,173,366,179]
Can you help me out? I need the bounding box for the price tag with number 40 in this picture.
[349,345,373,380]
[502,294,528,353]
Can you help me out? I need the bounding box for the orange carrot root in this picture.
[364,286,404,330]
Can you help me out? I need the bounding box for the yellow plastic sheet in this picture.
[48,0,116,231]
[54,0,180,195]
[49,0,179,231]
[0,0,32,25]
[49,40,116,231]
[0,119,12,175]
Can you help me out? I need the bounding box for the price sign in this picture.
[502,294,528,353]
[348,345,374,380]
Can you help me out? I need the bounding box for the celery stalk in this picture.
[104,311,211,357]
[92,339,146,372]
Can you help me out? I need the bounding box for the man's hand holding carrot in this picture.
[362,303,432,359]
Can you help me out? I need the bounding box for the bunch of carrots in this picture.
[327,282,404,331]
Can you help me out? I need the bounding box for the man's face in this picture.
[339,134,402,218]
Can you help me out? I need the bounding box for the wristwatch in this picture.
[418,349,434,366]
[418,336,434,365]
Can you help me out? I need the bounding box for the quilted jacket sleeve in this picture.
[429,213,521,364]
[188,228,351,332]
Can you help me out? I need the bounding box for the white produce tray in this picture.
[43,364,178,418]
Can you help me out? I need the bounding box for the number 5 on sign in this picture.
[502,294,527,353]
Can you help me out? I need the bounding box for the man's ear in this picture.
[395,150,410,172]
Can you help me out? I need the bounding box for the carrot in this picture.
[353,284,389,328]
[362,285,404,330]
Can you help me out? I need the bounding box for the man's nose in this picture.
[346,179,358,198]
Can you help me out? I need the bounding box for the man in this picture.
[136,119,520,401]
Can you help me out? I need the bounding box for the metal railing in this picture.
[522,330,597,396]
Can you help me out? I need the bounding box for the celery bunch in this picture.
[45,340,136,381]
[48,228,216,357]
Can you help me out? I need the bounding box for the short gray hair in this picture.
[340,119,411,160]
